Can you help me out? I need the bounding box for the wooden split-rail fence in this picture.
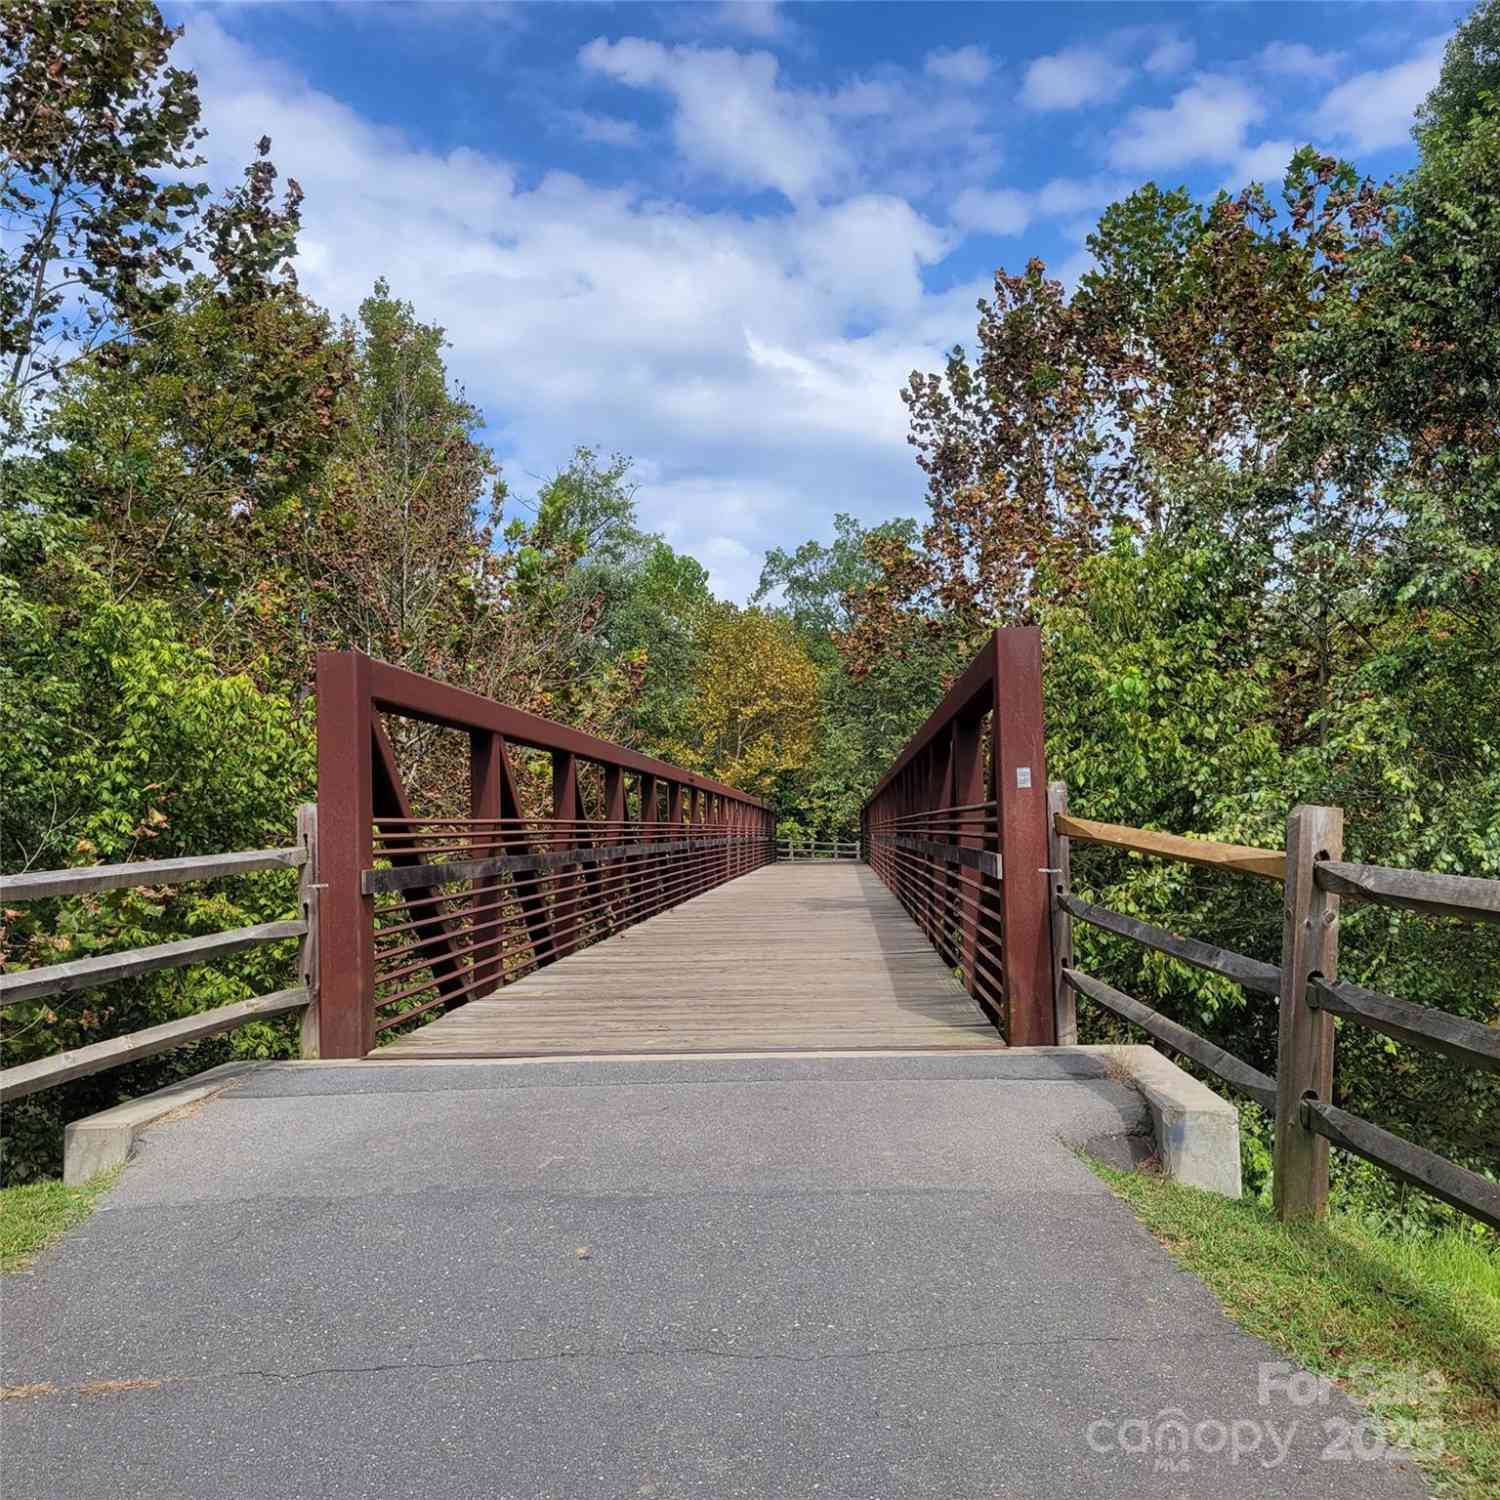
[2,630,1495,1230]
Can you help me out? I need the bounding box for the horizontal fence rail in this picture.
[776,840,861,862]
[317,651,773,1057]
[0,921,305,1006]
[1,846,307,902]
[860,628,1052,1045]
[1050,791,1500,1228]
[0,807,320,1105]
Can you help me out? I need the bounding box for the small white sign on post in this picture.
[1016,767,1032,789]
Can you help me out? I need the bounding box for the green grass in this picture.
[0,1171,119,1274]
[1090,1161,1500,1494]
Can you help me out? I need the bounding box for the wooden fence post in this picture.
[1047,781,1076,1046]
[296,803,321,1059]
[1275,804,1343,1220]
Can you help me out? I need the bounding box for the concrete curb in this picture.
[1115,1046,1242,1198]
[1002,1046,1242,1197]
[1075,1044,1240,1197]
[63,1061,268,1186]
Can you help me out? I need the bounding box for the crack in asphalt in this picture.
[6,1330,1233,1399]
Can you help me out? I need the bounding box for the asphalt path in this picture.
[1,1053,1430,1499]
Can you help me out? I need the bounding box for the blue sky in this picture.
[167,1,1465,599]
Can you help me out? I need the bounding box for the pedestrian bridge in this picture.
[305,626,1054,1062]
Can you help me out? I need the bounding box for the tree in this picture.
[298,282,497,684]
[754,512,905,658]
[1416,0,1500,135]
[756,513,963,837]
[898,258,1123,635]
[1,0,207,427]
[665,604,818,802]
[42,266,348,644]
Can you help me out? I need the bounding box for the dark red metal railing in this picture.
[860,628,1053,1045]
[316,652,772,1057]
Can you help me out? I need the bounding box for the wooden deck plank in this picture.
[375,863,1003,1057]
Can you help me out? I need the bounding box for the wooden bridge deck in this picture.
[376,863,1004,1058]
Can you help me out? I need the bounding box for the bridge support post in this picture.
[992,629,1052,1046]
[552,751,581,959]
[316,651,376,1058]
[470,733,504,993]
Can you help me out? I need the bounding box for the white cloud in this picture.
[1315,39,1443,152]
[952,186,1032,236]
[1257,41,1344,80]
[925,45,992,88]
[1034,174,1130,218]
[561,110,642,148]
[1109,75,1264,169]
[791,196,948,315]
[580,37,848,201]
[1144,35,1195,77]
[950,174,1131,239]
[1231,138,1298,189]
[578,35,999,209]
[1021,47,1131,111]
[172,15,982,603]
[705,2,795,44]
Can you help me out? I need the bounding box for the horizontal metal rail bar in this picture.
[0,920,307,1005]
[883,800,997,822]
[1059,894,1281,996]
[372,843,671,937]
[1301,1098,1500,1231]
[1308,976,1500,1073]
[1055,815,1285,884]
[1062,966,1278,1112]
[873,834,1002,880]
[882,844,1003,921]
[0,986,308,1103]
[1,847,306,903]
[874,845,1005,1006]
[363,835,770,895]
[1314,860,1499,925]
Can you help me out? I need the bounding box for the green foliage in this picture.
[1417,0,1500,135]
[1,551,313,1180]
[754,513,957,836]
